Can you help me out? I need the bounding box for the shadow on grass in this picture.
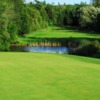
[52,26,100,36]
[63,55,100,64]
[52,26,78,30]
[27,37,100,40]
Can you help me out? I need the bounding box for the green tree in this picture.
[28,5,42,31]
[63,5,73,26]
[91,0,100,7]
[79,6,100,31]
[0,0,10,50]
[13,0,30,35]
[45,4,56,25]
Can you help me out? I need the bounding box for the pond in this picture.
[10,46,69,54]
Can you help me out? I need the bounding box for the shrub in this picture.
[70,40,100,58]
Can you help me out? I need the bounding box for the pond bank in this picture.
[10,42,61,47]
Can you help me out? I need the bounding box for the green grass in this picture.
[19,27,100,44]
[0,52,100,100]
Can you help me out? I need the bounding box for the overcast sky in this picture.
[25,0,90,4]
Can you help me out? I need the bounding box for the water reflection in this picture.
[10,46,69,54]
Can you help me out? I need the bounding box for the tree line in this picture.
[0,0,100,51]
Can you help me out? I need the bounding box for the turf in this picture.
[0,52,100,100]
[19,27,100,44]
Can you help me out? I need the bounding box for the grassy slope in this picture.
[0,52,100,100]
[19,27,100,44]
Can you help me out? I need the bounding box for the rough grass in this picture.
[19,27,100,44]
[0,52,100,100]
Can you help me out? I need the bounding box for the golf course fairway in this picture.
[0,52,100,100]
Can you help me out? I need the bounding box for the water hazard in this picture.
[10,46,69,54]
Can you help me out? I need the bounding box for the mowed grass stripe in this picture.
[0,52,100,100]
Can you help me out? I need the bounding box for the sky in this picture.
[25,0,90,4]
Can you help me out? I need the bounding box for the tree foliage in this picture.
[0,0,100,51]
[91,0,100,7]
[79,6,100,31]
